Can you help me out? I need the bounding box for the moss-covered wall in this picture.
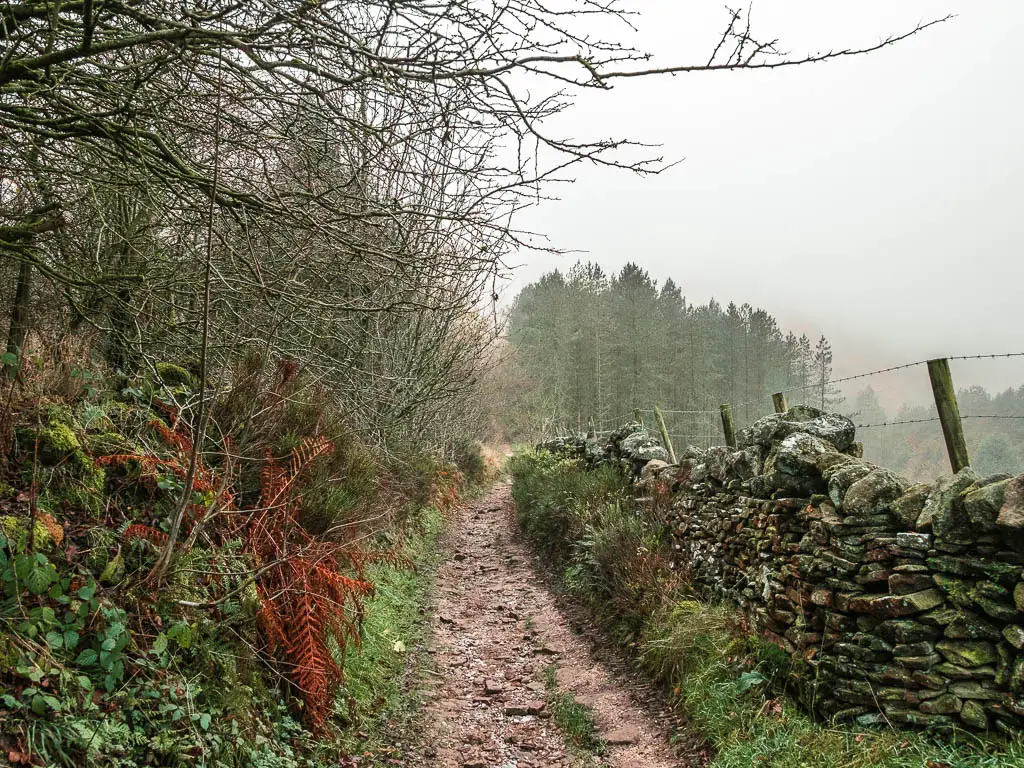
[541,407,1024,734]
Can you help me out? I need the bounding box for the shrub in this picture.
[567,500,678,635]
[508,450,623,561]
[452,438,488,486]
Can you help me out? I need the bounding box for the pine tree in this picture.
[812,335,841,410]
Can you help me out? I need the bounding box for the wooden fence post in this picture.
[653,406,677,464]
[720,403,737,448]
[633,408,644,427]
[927,358,970,473]
[772,392,788,414]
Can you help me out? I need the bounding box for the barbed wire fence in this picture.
[550,353,1024,478]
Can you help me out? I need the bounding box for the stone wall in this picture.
[541,407,1024,733]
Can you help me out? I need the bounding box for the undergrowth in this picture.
[336,505,446,762]
[0,357,471,767]
[510,449,1024,768]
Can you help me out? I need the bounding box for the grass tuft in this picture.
[336,506,445,758]
[544,664,606,756]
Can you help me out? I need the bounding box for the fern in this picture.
[124,523,169,546]
[246,437,378,733]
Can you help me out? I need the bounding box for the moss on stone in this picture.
[155,362,195,388]
[0,515,26,541]
[936,639,998,667]
[17,419,82,465]
[40,402,74,426]
[932,573,974,608]
[71,450,106,490]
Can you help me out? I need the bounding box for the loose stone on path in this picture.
[418,483,698,768]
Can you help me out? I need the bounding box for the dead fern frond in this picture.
[245,438,385,733]
[124,523,169,546]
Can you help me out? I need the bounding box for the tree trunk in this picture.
[4,257,33,379]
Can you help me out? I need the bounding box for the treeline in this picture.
[852,385,1024,482]
[499,262,837,440]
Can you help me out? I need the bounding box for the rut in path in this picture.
[418,483,699,768]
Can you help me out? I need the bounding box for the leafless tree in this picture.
[1,2,950,553]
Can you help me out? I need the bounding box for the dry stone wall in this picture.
[541,406,1024,734]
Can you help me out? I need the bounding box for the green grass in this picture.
[336,505,445,759]
[544,664,606,757]
[510,450,1024,768]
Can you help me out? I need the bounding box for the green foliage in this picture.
[0,357,466,767]
[336,505,445,758]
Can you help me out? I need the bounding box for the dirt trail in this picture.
[418,483,693,768]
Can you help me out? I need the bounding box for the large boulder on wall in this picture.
[997,474,1024,530]
[842,466,909,517]
[763,432,842,496]
[620,431,669,463]
[739,406,856,453]
[916,467,980,536]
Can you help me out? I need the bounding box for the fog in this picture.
[506,0,1023,409]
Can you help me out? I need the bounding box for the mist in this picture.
[504,0,1023,404]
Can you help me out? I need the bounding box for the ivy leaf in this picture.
[167,622,192,649]
[75,649,98,666]
[24,562,56,595]
[736,671,767,693]
[77,583,95,600]
[0,352,18,367]
[44,631,64,650]
[31,694,47,715]
[76,675,92,691]
[151,632,168,656]
[63,629,79,650]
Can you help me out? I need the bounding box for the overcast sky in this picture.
[506,1,1022,409]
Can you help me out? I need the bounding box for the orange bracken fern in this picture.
[247,436,375,732]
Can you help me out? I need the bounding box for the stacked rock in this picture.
[537,406,1024,734]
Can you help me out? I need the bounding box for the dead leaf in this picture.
[36,512,64,547]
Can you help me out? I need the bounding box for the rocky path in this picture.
[417,483,694,768]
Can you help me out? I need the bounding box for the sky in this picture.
[504,0,1023,409]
